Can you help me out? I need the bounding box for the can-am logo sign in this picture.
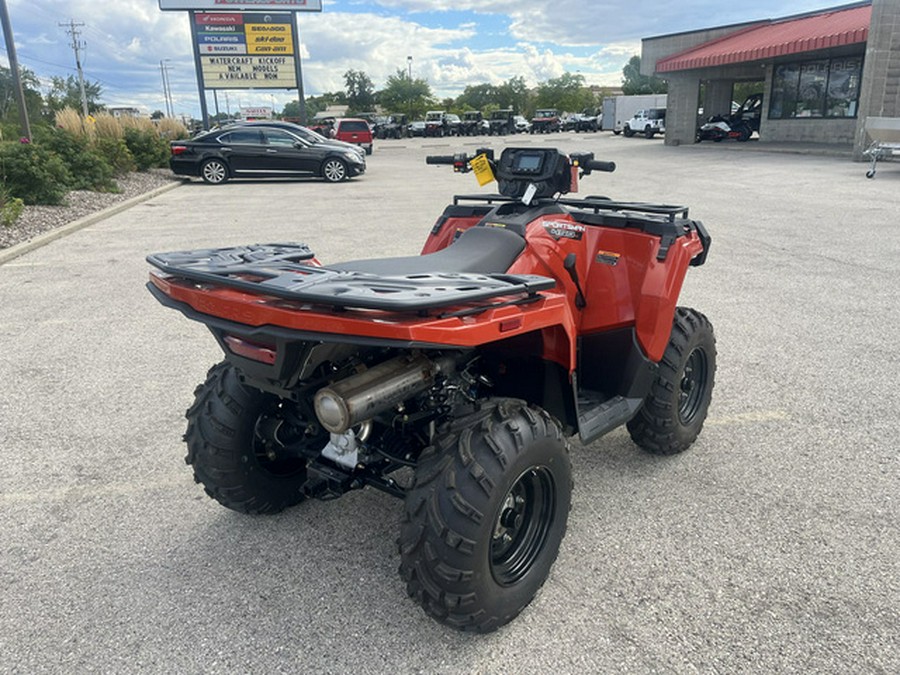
[158,0,321,11]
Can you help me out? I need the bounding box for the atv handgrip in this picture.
[585,160,616,173]
[425,155,459,165]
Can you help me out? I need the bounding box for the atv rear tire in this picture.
[627,308,716,455]
[184,361,311,514]
[399,399,572,633]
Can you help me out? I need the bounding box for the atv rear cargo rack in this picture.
[147,244,555,313]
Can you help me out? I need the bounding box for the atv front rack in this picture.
[449,194,710,266]
[452,193,690,222]
[147,244,555,313]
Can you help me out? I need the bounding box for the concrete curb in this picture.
[0,180,183,266]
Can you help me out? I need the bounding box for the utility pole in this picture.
[59,19,89,118]
[0,0,31,140]
[160,59,173,117]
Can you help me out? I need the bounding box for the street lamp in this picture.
[407,56,413,120]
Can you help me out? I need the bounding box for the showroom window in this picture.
[769,56,862,119]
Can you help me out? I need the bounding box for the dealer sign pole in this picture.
[188,10,210,130]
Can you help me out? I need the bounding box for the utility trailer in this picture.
[863,117,900,178]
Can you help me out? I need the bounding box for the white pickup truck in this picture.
[623,108,666,138]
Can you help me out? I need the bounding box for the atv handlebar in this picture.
[425,153,472,173]
[568,152,616,175]
[425,155,458,165]
[427,151,615,174]
[584,159,616,173]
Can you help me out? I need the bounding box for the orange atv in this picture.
[147,147,715,632]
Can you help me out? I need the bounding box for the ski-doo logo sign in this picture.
[543,221,585,241]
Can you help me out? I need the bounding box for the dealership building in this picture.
[641,0,898,157]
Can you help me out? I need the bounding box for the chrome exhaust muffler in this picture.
[313,353,454,434]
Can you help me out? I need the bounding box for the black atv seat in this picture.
[328,226,525,275]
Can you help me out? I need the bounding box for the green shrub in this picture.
[0,141,72,205]
[94,136,137,175]
[123,127,169,171]
[0,184,25,226]
[35,128,118,192]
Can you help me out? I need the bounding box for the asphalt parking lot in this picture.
[1,133,898,673]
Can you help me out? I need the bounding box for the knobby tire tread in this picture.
[627,307,716,455]
[183,361,307,515]
[398,398,573,633]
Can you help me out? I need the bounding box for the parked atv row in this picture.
[147,146,716,633]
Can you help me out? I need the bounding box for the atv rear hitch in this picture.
[305,458,406,500]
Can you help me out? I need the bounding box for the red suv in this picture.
[334,118,373,155]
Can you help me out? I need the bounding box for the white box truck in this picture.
[601,94,668,134]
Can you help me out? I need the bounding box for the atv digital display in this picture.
[496,148,570,200]
[513,152,544,173]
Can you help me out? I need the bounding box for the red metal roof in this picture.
[656,3,871,73]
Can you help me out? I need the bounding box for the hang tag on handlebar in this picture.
[469,153,495,186]
[522,183,537,205]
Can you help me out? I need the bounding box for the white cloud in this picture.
[3,0,839,116]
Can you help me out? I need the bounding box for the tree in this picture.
[0,65,44,124]
[496,76,530,115]
[46,75,104,114]
[150,110,165,120]
[534,73,594,113]
[456,83,498,112]
[282,99,302,119]
[344,69,375,113]
[376,69,435,119]
[621,56,667,95]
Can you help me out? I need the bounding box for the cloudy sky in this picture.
[3,0,843,117]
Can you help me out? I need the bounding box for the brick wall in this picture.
[854,0,900,157]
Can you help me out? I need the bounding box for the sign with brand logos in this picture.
[159,0,321,11]
[193,13,297,88]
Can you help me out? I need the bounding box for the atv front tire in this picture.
[184,361,311,514]
[399,399,572,633]
[627,307,716,455]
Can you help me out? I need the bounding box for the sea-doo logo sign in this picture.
[543,221,585,241]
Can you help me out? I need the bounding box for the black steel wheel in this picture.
[201,158,229,184]
[183,361,318,514]
[627,307,716,455]
[624,126,635,137]
[399,399,572,633]
[321,157,348,182]
[490,466,557,586]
